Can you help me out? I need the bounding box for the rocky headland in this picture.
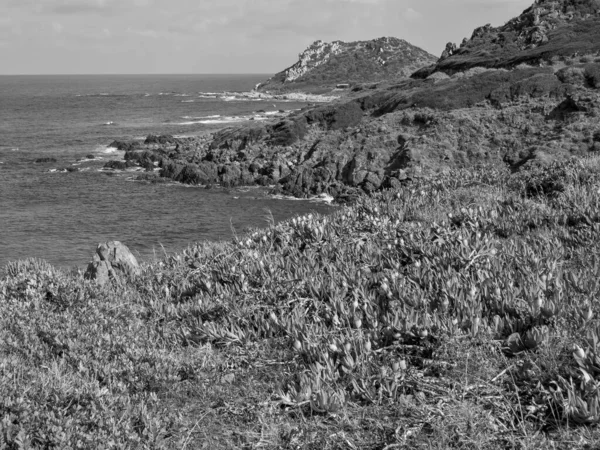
[255,37,438,94]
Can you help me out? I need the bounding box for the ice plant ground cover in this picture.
[4,158,600,448]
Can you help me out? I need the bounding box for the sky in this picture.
[0,0,534,75]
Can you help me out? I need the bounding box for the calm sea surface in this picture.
[0,74,336,269]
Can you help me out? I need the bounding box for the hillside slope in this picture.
[414,0,600,78]
[256,37,437,93]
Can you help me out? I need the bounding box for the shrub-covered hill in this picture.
[414,0,600,78]
[3,159,600,448]
[256,37,437,94]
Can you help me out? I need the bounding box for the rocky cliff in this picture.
[414,0,600,78]
[256,37,437,93]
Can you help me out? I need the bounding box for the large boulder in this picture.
[84,241,141,285]
[144,134,177,146]
[108,140,142,152]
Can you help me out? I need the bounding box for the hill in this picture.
[414,0,600,78]
[256,37,437,93]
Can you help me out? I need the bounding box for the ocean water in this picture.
[0,74,336,269]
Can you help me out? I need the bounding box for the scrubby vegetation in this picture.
[4,157,600,448]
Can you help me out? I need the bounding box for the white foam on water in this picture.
[78,156,103,162]
[177,116,246,125]
[310,193,334,204]
[270,194,304,201]
[181,115,221,120]
[181,100,195,103]
[102,146,120,154]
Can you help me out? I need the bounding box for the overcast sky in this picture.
[0,0,534,75]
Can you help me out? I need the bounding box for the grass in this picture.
[3,157,600,448]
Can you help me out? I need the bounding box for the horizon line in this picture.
[0,72,275,77]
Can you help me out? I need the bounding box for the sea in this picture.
[0,74,336,269]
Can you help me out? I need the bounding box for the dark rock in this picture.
[84,241,141,285]
[305,101,364,130]
[108,140,142,152]
[267,119,308,147]
[103,160,136,170]
[144,134,177,146]
[440,42,457,60]
[210,126,266,152]
[173,162,219,185]
[85,154,96,159]
[160,161,185,179]
[546,95,589,120]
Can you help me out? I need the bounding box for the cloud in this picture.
[403,7,422,21]
[126,27,159,38]
[4,0,151,15]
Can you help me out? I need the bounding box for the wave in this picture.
[181,100,195,103]
[181,114,221,120]
[177,116,246,125]
[77,156,103,162]
[75,93,129,98]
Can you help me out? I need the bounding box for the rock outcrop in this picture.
[84,241,141,285]
[414,0,600,78]
[256,37,437,93]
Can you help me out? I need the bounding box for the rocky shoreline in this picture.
[96,1,600,205]
[102,57,600,204]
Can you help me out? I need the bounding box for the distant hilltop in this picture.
[256,37,437,93]
[414,0,600,77]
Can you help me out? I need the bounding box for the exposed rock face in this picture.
[108,140,142,152]
[257,37,437,93]
[284,40,344,82]
[414,0,600,78]
[84,241,141,285]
